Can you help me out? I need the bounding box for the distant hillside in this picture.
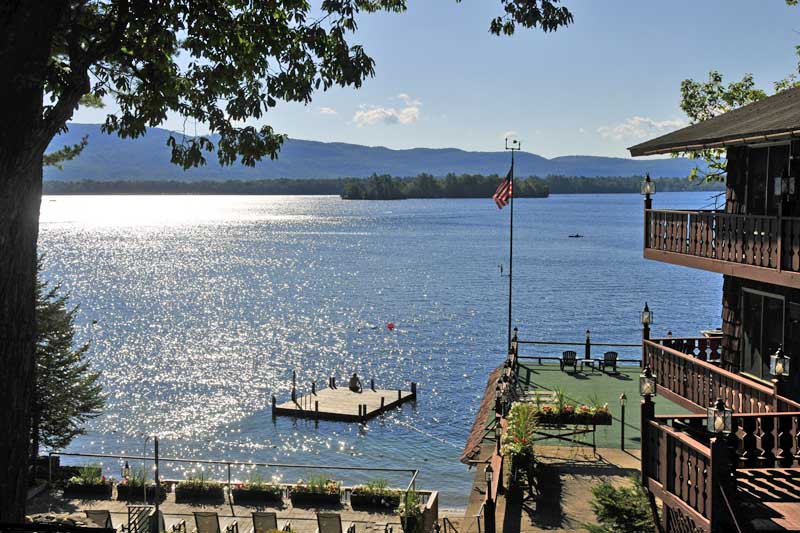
[44,123,700,181]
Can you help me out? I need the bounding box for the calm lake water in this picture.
[38,192,722,506]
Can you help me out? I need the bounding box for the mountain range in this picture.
[44,123,697,181]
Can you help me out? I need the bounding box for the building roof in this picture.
[460,366,501,465]
[628,86,800,157]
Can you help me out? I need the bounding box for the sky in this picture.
[72,1,800,158]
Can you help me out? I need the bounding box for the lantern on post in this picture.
[641,173,656,196]
[495,422,502,454]
[639,366,657,397]
[619,393,627,451]
[511,327,519,355]
[640,303,652,327]
[770,345,791,379]
[707,398,733,435]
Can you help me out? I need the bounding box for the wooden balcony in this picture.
[644,209,800,287]
[643,338,800,414]
[643,410,800,532]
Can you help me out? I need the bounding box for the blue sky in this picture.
[72,1,800,158]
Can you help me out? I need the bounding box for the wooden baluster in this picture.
[771,217,779,268]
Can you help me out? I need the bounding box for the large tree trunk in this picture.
[0,1,64,521]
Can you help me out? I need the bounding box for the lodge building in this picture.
[629,85,800,532]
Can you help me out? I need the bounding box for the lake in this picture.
[38,192,723,507]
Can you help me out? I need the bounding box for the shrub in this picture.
[501,402,538,457]
[585,478,655,533]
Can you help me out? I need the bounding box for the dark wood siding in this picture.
[725,146,747,215]
[721,274,800,400]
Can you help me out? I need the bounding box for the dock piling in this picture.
[411,382,417,397]
[381,397,385,410]
[370,378,375,391]
[312,382,316,394]
[397,389,401,401]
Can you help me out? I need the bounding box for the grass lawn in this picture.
[515,363,692,449]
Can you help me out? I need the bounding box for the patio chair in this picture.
[559,350,578,373]
[599,351,618,374]
[315,512,355,533]
[85,510,114,529]
[192,512,238,533]
[252,512,291,533]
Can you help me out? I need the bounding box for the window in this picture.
[741,289,785,379]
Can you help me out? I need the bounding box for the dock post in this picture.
[411,382,417,397]
[358,405,363,418]
[397,389,401,401]
[585,329,591,360]
[312,382,316,394]
[271,395,276,417]
[315,400,319,419]
[332,376,337,389]
[371,378,375,391]
[380,397,385,411]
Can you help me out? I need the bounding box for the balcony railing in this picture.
[643,339,800,414]
[644,209,800,285]
[643,411,800,532]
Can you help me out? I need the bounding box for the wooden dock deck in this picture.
[272,383,416,422]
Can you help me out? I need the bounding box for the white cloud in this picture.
[353,95,421,127]
[579,127,586,134]
[318,106,338,115]
[597,116,687,141]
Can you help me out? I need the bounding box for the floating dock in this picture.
[272,380,416,422]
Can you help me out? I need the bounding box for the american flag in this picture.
[492,166,513,209]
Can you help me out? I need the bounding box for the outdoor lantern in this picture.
[770,346,791,378]
[586,329,591,342]
[485,464,494,485]
[619,392,627,407]
[511,327,519,353]
[639,366,657,397]
[122,461,130,480]
[707,398,733,435]
[641,173,656,196]
[640,303,652,326]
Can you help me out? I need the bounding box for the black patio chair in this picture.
[560,350,578,373]
[599,351,618,374]
[252,512,292,533]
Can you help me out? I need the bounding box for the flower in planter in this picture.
[578,405,591,415]
[562,404,575,415]
[541,405,553,414]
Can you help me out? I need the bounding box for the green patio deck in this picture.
[515,363,692,450]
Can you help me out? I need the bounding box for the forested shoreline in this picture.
[43,174,724,197]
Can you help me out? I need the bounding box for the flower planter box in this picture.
[174,484,225,504]
[231,487,283,505]
[116,483,167,502]
[289,490,341,507]
[350,492,401,511]
[63,482,113,500]
[534,412,612,426]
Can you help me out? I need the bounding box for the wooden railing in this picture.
[657,336,722,362]
[644,209,800,280]
[643,339,800,414]
[644,419,714,531]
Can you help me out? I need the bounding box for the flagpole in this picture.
[505,138,520,351]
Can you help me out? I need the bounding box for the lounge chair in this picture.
[559,350,578,373]
[315,512,355,533]
[252,512,291,533]
[192,512,238,533]
[85,510,114,529]
[599,351,618,374]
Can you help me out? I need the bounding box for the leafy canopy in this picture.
[44,1,573,168]
[676,0,799,181]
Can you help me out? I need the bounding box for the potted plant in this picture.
[63,465,113,499]
[290,474,341,507]
[231,472,282,505]
[396,491,422,533]
[116,467,167,502]
[350,478,401,510]
[175,473,225,503]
